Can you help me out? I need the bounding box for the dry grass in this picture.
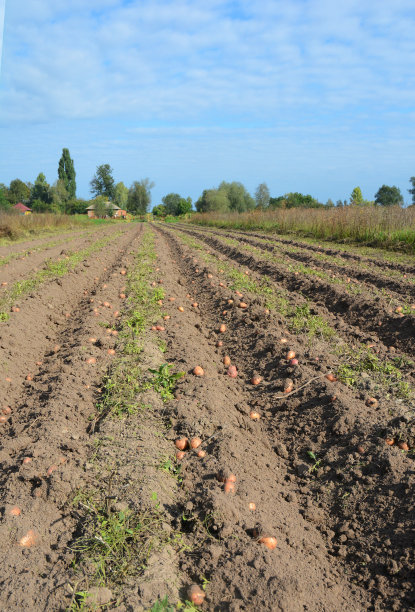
[191,206,415,253]
[0,213,93,242]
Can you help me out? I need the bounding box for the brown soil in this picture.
[1,222,414,612]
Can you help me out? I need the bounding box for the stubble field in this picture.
[0,221,414,611]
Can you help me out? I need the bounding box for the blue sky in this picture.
[0,0,414,206]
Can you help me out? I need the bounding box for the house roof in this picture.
[14,202,32,212]
[86,202,121,211]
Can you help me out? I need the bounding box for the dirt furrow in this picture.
[185,223,415,274]
[0,227,108,287]
[0,225,142,610]
[174,225,415,357]
[150,225,371,611]
[156,223,415,611]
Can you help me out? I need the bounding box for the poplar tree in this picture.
[58,148,76,198]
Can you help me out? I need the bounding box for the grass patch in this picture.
[336,346,413,399]
[96,228,167,418]
[190,206,415,254]
[70,491,182,591]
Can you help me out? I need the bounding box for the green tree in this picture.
[8,179,31,205]
[177,197,192,215]
[284,193,322,208]
[92,196,113,218]
[66,199,89,215]
[218,181,254,212]
[350,186,364,205]
[113,182,129,209]
[408,177,415,206]
[0,185,10,210]
[50,179,70,211]
[128,178,154,215]
[31,173,52,205]
[58,148,76,198]
[269,196,286,209]
[162,193,182,215]
[152,204,167,217]
[195,189,230,212]
[161,193,192,216]
[325,198,334,207]
[90,164,115,200]
[255,182,270,209]
[374,185,403,207]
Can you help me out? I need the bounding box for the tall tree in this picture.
[113,182,129,209]
[90,164,115,200]
[409,177,415,206]
[195,189,230,212]
[8,179,31,205]
[127,178,154,214]
[374,185,403,207]
[58,148,76,198]
[218,181,254,212]
[93,196,113,218]
[0,185,10,210]
[350,186,364,205]
[31,173,51,204]
[51,179,70,211]
[255,182,270,209]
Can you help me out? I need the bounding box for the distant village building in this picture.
[14,203,32,215]
[85,202,126,219]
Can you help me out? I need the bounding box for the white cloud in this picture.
[1,0,414,124]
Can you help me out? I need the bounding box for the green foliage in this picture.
[128,178,154,215]
[8,178,31,205]
[269,193,322,209]
[408,177,415,205]
[162,193,192,216]
[90,164,115,200]
[70,499,172,586]
[113,182,128,209]
[374,185,403,207]
[147,364,185,400]
[31,172,52,206]
[218,181,255,212]
[92,196,113,219]
[58,148,76,198]
[152,204,167,217]
[0,186,11,210]
[196,188,229,212]
[148,597,175,612]
[255,182,270,209]
[350,186,363,205]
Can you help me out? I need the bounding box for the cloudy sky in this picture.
[0,0,414,205]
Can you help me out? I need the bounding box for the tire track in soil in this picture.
[157,224,415,612]
[151,225,372,612]
[0,224,142,611]
[177,224,415,302]
[183,224,415,274]
[174,225,415,357]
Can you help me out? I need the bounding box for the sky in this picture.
[0,0,414,206]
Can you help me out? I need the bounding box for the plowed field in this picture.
[1,222,414,612]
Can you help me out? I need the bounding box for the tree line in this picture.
[0,151,156,217]
[1,149,415,216]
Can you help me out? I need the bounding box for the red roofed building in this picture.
[14,203,32,215]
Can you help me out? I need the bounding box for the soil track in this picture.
[1,222,414,611]
[0,223,142,610]
[177,224,415,300]
[154,223,415,612]
[172,224,415,357]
